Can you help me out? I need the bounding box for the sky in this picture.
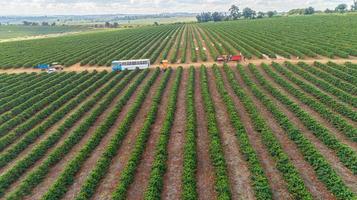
[0,0,353,16]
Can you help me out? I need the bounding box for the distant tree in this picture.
[257,11,265,18]
[104,21,111,27]
[41,22,49,26]
[335,4,348,13]
[242,7,256,19]
[304,7,315,15]
[113,22,119,28]
[212,12,225,21]
[229,4,241,20]
[267,11,276,17]
[324,8,334,13]
[23,21,31,26]
[196,12,213,22]
[154,22,159,26]
[196,14,202,22]
[352,0,357,11]
[51,22,56,26]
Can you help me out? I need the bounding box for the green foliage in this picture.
[214,65,274,200]
[250,64,357,199]
[200,66,231,200]
[224,64,314,199]
[264,63,357,172]
[0,71,114,168]
[2,70,139,199]
[0,15,356,67]
[182,66,198,200]
[42,69,155,200]
[144,67,182,200]
[76,67,171,200]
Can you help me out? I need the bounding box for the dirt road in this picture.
[0,58,356,74]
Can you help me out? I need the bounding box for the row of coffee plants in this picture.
[0,72,72,115]
[0,72,92,134]
[314,62,357,86]
[248,64,356,199]
[0,72,117,167]
[287,62,357,107]
[0,71,105,152]
[170,26,185,63]
[41,69,156,200]
[76,69,171,199]
[223,65,312,199]
[111,68,173,200]
[295,62,357,95]
[182,66,198,200]
[144,67,183,200]
[2,70,140,199]
[272,63,357,122]
[263,64,357,173]
[213,65,273,200]
[200,66,231,199]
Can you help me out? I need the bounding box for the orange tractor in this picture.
[161,60,169,71]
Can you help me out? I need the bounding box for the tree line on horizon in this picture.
[196,1,357,23]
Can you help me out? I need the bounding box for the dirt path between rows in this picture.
[63,71,162,200]
[207,68,255,200]
[254,66,357,194]
[125,71,176,199]
[242,66,336,199]
[18,72,148,200]
[194,69,218,200]
[161,69,187,200]
[220,67,292,200]
[0,74,115,175]
[1,58,356,74]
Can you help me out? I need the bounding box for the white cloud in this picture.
[0,0,353,15]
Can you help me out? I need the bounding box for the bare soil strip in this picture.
[0,74,116,174]
[206,68,255,200]
[161,69,187,200]
[62,72,163,200]
[255,66,357,193]
[220,67,292,200]
[17,72,153,200]
[125,71,176,199]
[243,66,336,199]
[194,69,218,200]
[0,59,357,74]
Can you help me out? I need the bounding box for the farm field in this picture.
[0,61,356,200]
[0,25,92,41]
[0,15,356,69]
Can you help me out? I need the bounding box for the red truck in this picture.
[216,55,243,62]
